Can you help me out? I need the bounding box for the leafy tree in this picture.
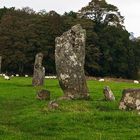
[78,0,124,27]
[0,5,139,79]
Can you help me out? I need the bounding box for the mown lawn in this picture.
[0,77,140,140]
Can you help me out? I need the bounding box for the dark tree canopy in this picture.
[0,0,139,79]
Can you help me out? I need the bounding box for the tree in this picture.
[0,8,39,74]
[0,8,65,74]
[0,6,139,79]
[78,0,124,27]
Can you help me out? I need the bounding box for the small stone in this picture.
[48,100,59,110]
[103,86,115,101]
[36,89,50,100]
[119,89,140,111]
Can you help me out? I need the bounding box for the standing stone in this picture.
[103,86,115,101]
[32,53,45,86]
[119,89,140,111]
[0,56,2,73]
[55,24,89,99]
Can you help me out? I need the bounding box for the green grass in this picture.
[0,77,140,140]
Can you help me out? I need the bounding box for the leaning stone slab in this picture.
[119,89,140,111]
[103,86,115,101]
[32,53,45,86]
[55,24,89,99]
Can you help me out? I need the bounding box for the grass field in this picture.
[0,77,140,140]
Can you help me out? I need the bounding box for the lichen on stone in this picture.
[60,73,70,80]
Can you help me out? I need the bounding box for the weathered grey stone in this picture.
[48,100,59,110]
[32,53,45,86]
[55,24,89,99]
[0,56,2,73]
[103,86,115,101]
[36,89,50,100]
[119,89,140,111]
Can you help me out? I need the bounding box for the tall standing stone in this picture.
[55,24,89,99]
[0,56,2,74]
[32,53,45,86]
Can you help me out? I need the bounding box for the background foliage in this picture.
[0,0,140,79]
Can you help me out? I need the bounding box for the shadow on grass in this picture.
[96,105,117,112]
[0,82,32,88]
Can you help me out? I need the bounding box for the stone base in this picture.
[58,93,90,100]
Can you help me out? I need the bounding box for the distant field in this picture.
[0,77,140,140]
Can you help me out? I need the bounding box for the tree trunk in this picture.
[0,56,2,73]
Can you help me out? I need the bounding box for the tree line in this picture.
[0,0,140,79]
